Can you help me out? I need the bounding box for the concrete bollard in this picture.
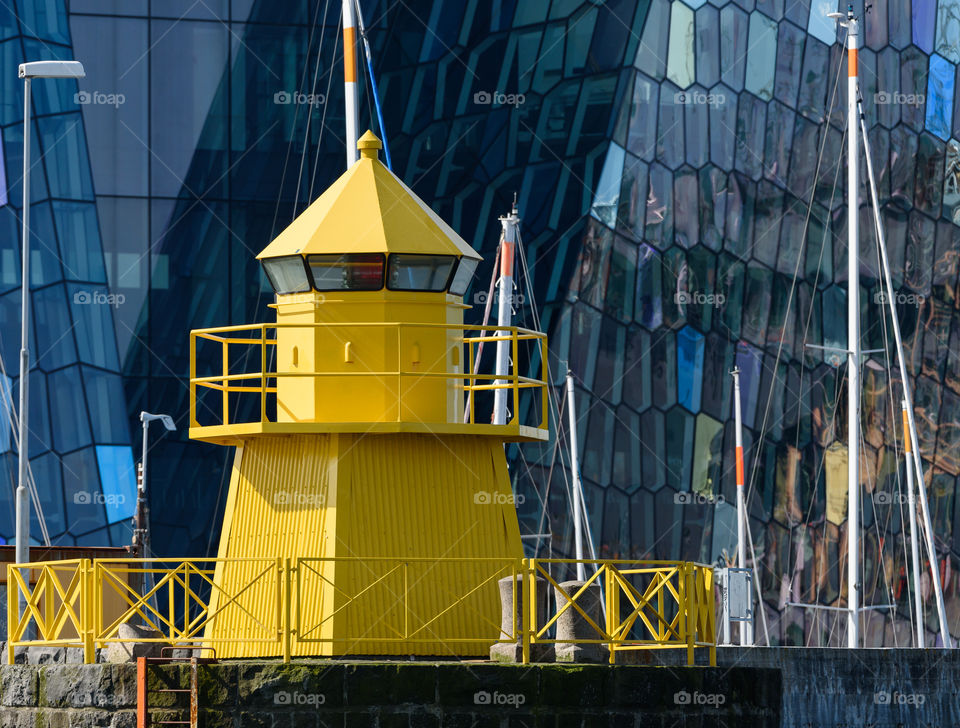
[553,579,607,663]
[489,575,550,663]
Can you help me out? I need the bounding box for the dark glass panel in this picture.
[899,46,928,133]
[709,83,738,169]
[635,243,663,329]
[914,134,945,217]
[796,36,829,122]
[635,0,669,80]
[674,168,700,248]
[622,326,651,412]
[645,163,674,249]
[764,102,795,191]
[48,366,93,453]
[720,6,748,91]
[700,166,726,251]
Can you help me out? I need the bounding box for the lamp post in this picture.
[137,412,175,557]
[15,60,85,567]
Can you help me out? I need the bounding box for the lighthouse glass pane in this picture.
[448,257,479,296]
[307,253,385,291]
[261,255,310,294]
[387,254,457,291]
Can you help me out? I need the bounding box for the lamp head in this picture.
[19,61,85,79]
[141,411,176,431]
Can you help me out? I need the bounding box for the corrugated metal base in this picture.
[205,433,522,657]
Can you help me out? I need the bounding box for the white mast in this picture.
[902,401,925,646]
[493,198,519,426]
[342,0,359,167]
[828,5,861,649]
[731,367,752,645]
[566,370,586,581]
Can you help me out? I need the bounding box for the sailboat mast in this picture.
[494,199,519,425]
[844,6,861,649]
[342,0,359,167]
[731,366,752,645]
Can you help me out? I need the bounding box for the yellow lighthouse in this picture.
[189,131,548,658]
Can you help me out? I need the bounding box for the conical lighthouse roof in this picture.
[257,131,481,261]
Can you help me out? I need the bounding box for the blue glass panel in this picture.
[53,202,107,283]
[30,453,66,538]
[744,12,777,100]
[95,445,137,523]
[677,326,705,411]
[37,113,95,201]
[636,244,663,329]
[0,374,9,454]
[0,2,16,40]
[19,0,71,44]
[807,0,838,45]
[21,40,78,117]
[591,142,625,227]
[667,2,696,88]
[926,54,955,141]
[63,447,108,535]
[937,0,960,63]
[720,6,748,91]
[67,282,121,370]
[0,122,5,206]
[33,285,78,371]
[735,341,763,429]
[914,0,936,52]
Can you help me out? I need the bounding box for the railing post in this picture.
[7,565,16,664]
[261,326,267,424]
[282,558,292,663]
[705,567,717,666]
[396,326,402,421]
[521,559,531,664]
[605,565,616,664]
[540,337,548,429]
[685,562,695,666]
[511,330,519,425]
[221,340,229,426]
[82,559,95,664]
[190,336,199,427]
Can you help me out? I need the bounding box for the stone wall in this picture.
[0,661,780,727]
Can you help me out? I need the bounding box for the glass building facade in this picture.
[3,0,960,645]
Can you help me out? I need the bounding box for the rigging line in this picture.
[463,236,501,423]
[743,32,847,512]
[308,11,343,206]
[269,0,330,240]
[0,340,50,546]
[292,0,333,220]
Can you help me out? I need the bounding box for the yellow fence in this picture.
[189,322,548,431]
[7,558,714,665]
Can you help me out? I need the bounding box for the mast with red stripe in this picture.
[731,366,751,645]
[342,0,359,167]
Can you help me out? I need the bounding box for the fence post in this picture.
[82,559,96,664]
[685,562,695,666]
[705,567,717,666]
[521,559,531,664]
[605,565,617,665]
[282,558,292,663]
[7,565,16,664]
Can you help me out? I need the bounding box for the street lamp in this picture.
[15,60,85,567]
[137,412,175,555]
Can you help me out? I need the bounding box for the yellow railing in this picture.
[188,322,548,431]
[7,558,714,665]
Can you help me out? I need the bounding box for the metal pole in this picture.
[494,198,518,425]
[844,8,860,649]
[565,370,585,581]
[15,77,32,568]
[855,85,952,648]
[342,0,358,167]
[731,367,752,645]
[903,401,924,647]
